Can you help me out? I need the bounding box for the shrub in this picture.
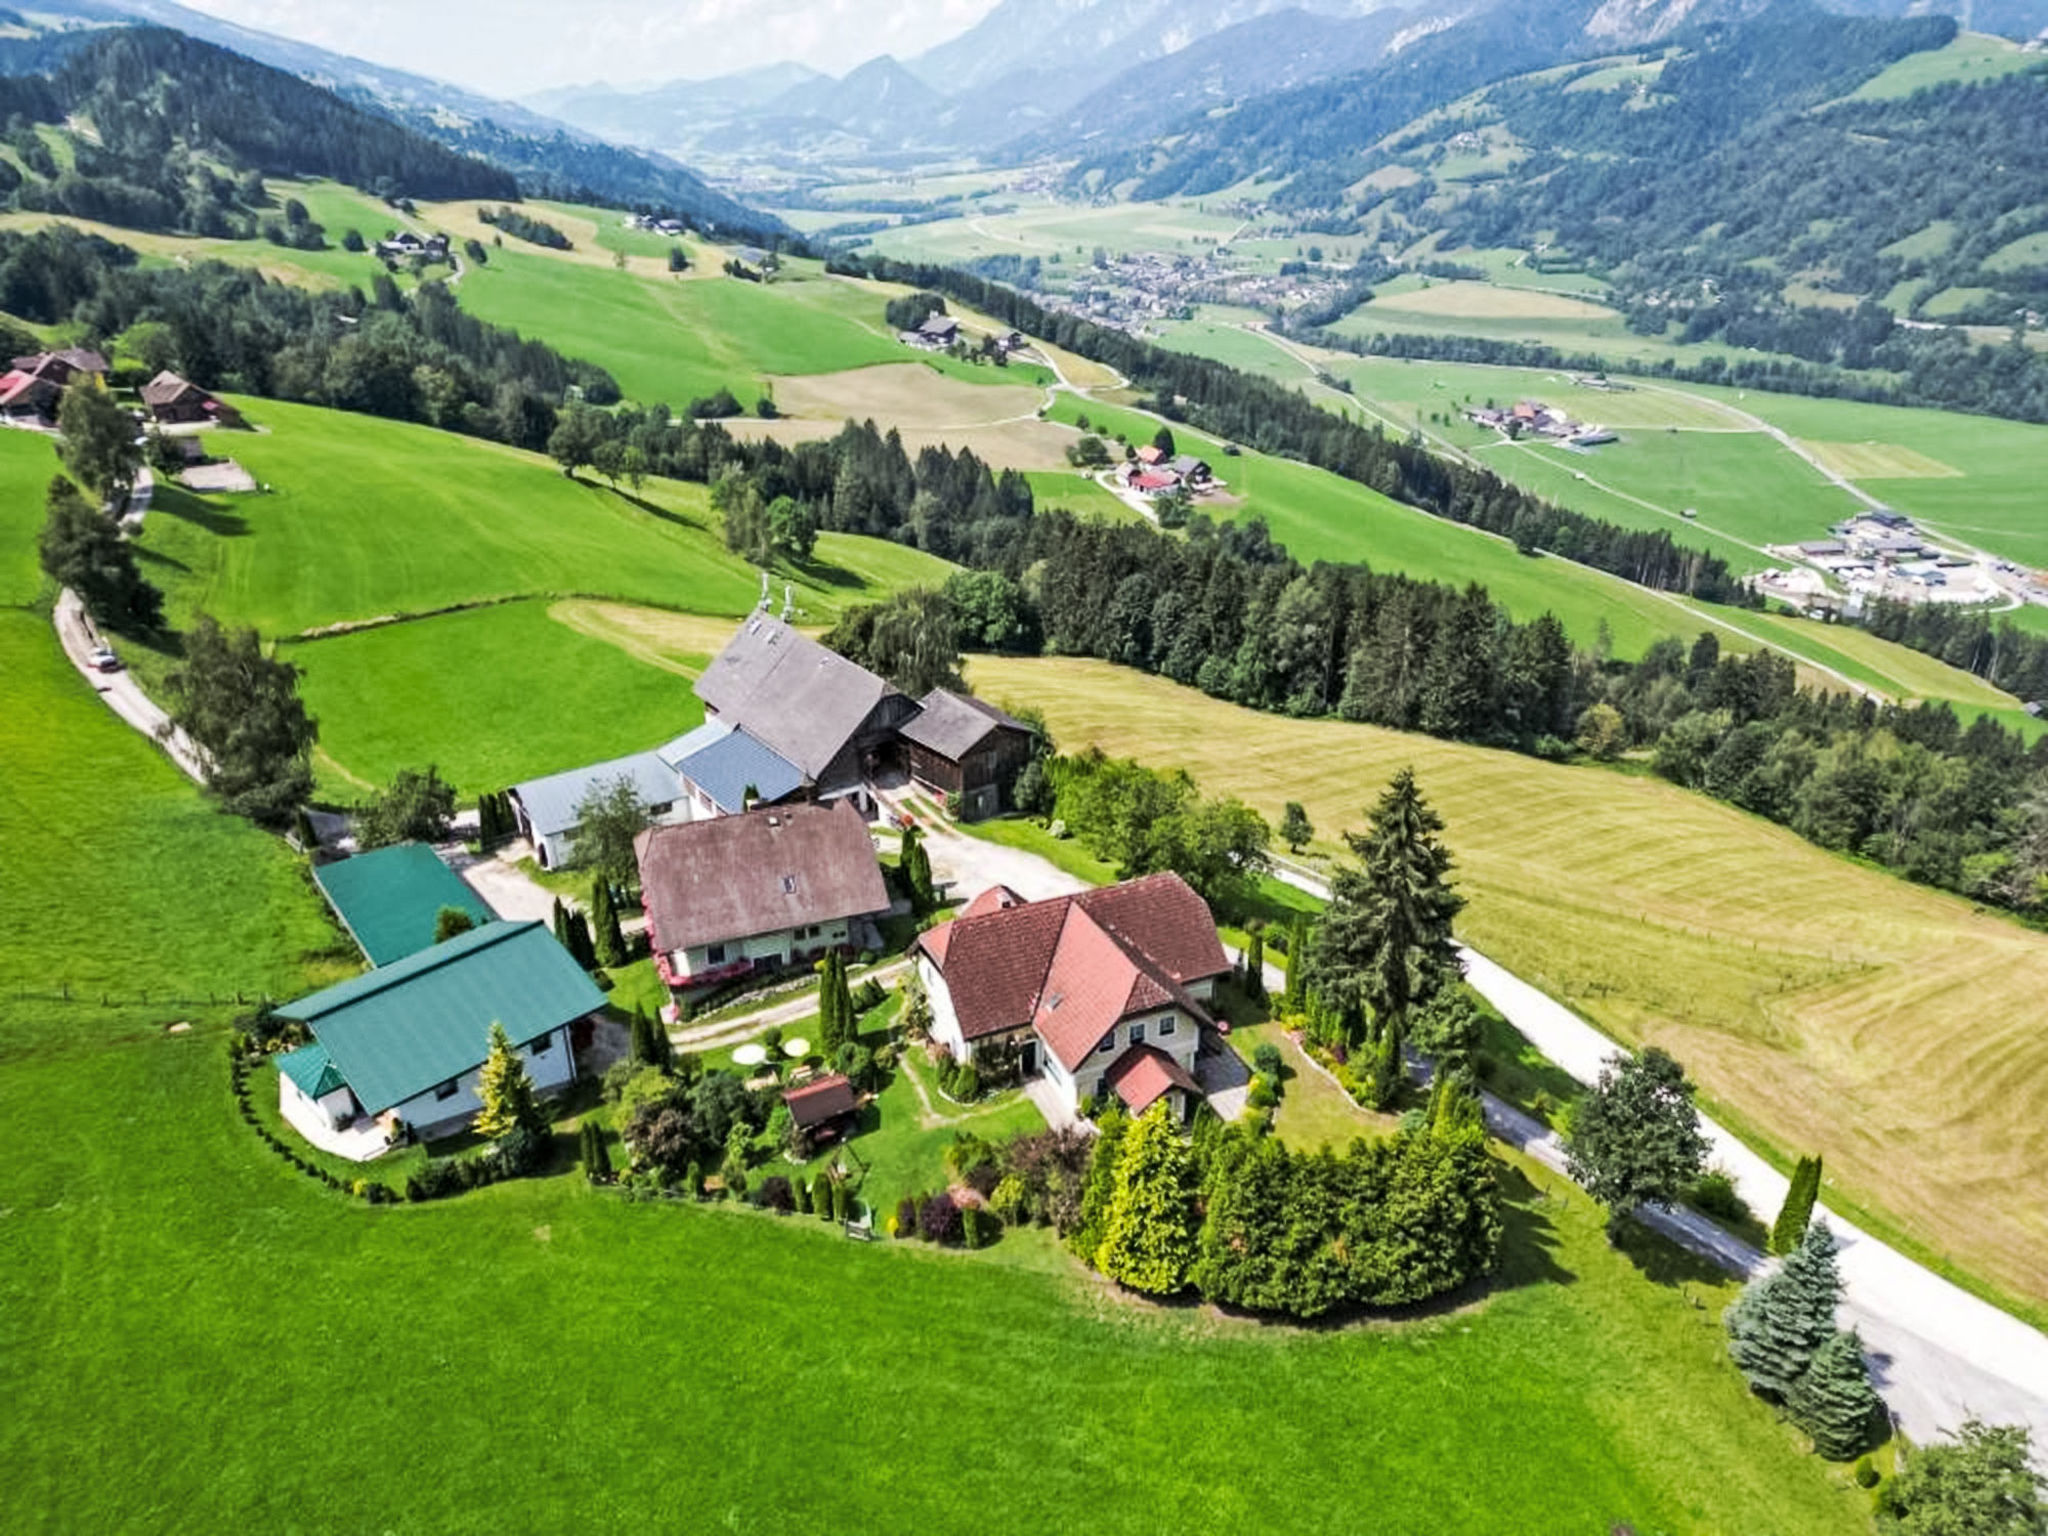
[1252,1043,1284,1080]
[920,1191,962,1244]
[896,1195,917,1237]
[1246,1077,1277,1110]
[794,1174,812,1214]
[683,1160,703,1198]
[1688,1170,1751,1227]
[831,1180,850,1224]
[1853,1457,1879,1489]
[816,1175,837,1222]
[953,1064,980,1103]
[989,1174,1030,1225]
[759,1174,793,1213]
[961,1205,986,1249]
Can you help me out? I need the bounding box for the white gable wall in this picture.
[387,1024,579,1139]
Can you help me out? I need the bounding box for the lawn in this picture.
[1849,31,2045,99]
[130,398,954,638]
[0,427,58,606]
[0,584,1873,1534]
[967,653,2048,1323]
[286,598,707,799]
[1226,1018,1404,1152]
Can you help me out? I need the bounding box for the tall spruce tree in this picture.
[1281,915,1309,1015]
[1771,1153,1824,1256]
[1308,769,1463,1045]
[566,909,597,971]
[474,1022,543,1139]
[1791,1328,1882,1461]
[1726,1219,1844,1402]
[591,881,626,968]
[1095,1102,1197,1295]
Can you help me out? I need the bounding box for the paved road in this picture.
[1266,859,2048,1449]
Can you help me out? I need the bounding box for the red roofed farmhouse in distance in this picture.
[913,873,1229,1121]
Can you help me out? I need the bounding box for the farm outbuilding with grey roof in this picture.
[901,688,1034,820]
[509,748,686,870]
[694,615,917,792]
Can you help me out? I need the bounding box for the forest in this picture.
[0,225,615,450]
[0,26,514,234]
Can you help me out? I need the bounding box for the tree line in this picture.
[1,225,617,451]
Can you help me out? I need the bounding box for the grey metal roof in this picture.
[1171,454,1208,475]
[669,723,806,815]
[693,616,899,780]
[898,688,1025,762]
[277,921,603,1115]
[510,749,680,839]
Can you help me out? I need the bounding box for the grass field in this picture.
[969,654,2048,1322]
[286,599,706,798]
[1044,391,1752,656]
[1849,31,2045,99]
[0,428,58,606]
[132,399,953,637]
[0,564,1876,1532]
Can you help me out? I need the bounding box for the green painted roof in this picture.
[276,921,603,1115]
[313,843,496,967]
[277,1041,347,1099]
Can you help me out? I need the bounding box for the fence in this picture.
[9,984,266,1010]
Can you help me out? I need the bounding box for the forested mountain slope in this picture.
[0,25,516,229]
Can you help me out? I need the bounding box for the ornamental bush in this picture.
[920,1191,962,1244]
[1252,1043,1284,1080]
[896,1195,917,1237]
[961,1205,986,1249]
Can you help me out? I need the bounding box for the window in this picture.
[531,1032,553,1056]
[1158,1015,1177,1037]
[706,943,727,965]
[433,1079,458,1102]
[1095,1032,1115,1055]
[1129,1020,1146,1046]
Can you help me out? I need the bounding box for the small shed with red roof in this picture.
[783,1072,861,1145]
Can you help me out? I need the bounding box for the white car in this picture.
[87,645,121,673]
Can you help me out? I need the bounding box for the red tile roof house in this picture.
[913,873,1230,1121]
[636,800,892,999]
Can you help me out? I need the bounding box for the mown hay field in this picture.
[971,654,2048,1318]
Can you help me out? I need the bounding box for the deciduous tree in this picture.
[1279,801,1313,853]
[1567,1045,1708,1236]
[568,774,650,894]
[1880,1420,2043,1535]
[38,476,162,631]
[56,382,142,507]
[356,765,457,848]
[168,614,316,826]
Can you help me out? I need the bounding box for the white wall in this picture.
[1060,1006,1199,1110]
[280,1072,355,1132]
[389,1023,579,1137]
[672,919,851,980]
[922,956,966,1056]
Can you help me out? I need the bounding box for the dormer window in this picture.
[1096,1032,1115,1054]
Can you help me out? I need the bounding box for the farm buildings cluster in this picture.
[1761,510,2011,614]
[1467,398,1618,447]
[271,613,1237,1160]
[1116,444,1218,499]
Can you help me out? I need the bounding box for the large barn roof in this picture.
[277,921,602,1115]
[693,616,900,780]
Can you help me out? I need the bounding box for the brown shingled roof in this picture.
[139,370,206,408]
[636,801,890,954]
[914,872,1229,1069]
[783,1072,859,1129]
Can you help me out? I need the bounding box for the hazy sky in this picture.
[176,0,1000,96]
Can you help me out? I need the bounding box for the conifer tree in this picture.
[579,1119,610,1181]
[629,1006,656,1067]
[1095,1103,1197,1294]
[1071,1104,1130,1259]
[1771,1153,1823,1256]
[795,1174,812,1214]
[475,1022,543,1139]
[831,1179,850,1225]
[1244,927,1266,1002]
[551,897,570,952]
[1726,1219,1844,1401]
[1281,915,1310,1016]
[1308,769,1463,1044]
[1791,1328,1882,1461]
[566,909,597,970]
[591,881,626,968]
[647,1008,673,1072]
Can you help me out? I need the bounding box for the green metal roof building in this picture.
[312,843,496,967]
[277,920,603,1123]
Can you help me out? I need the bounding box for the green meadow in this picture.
[133,399,951,637]
[0,428,58,605]
[1047,392,1739,656]
[286,599,705,798]
[0,591,1872,1533]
